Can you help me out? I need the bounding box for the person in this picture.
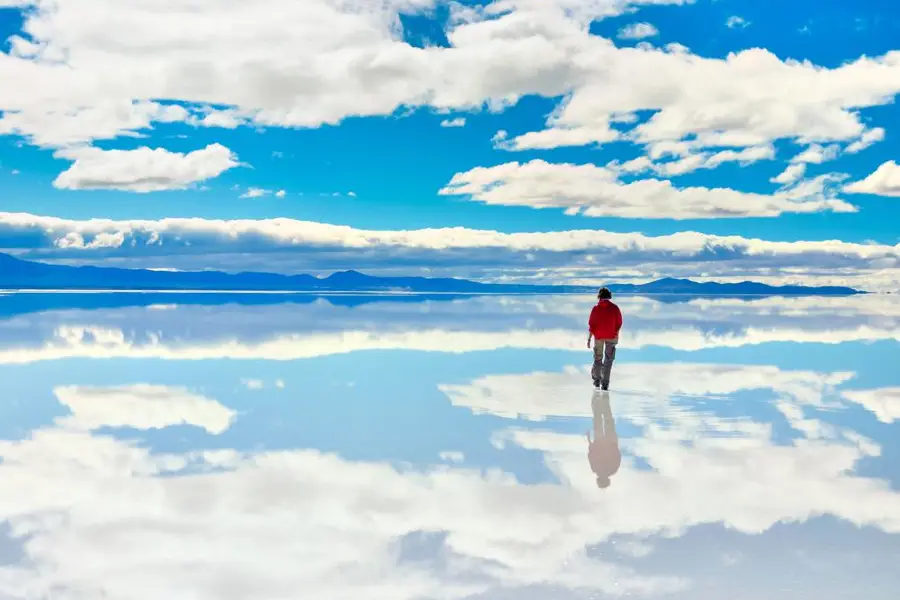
[587,287,623,390]
[587,390,620,489]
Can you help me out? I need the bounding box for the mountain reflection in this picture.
[0,292,898,363]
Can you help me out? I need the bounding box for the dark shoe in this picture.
[601,383,609,391]
[593,380,601,388]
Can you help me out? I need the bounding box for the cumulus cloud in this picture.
[844,161,900,197]
[0,0,895,173]
[726,16,749,29]
[442,160,856,218]
[618,22,659,40]
[53,144,239,192]
[193,108,251,129]
[1,211,898,286]
[0,100,190,148]
[497,43,898,155]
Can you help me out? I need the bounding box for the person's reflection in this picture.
[586,390,620,489]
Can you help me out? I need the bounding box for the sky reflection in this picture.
[0,292,898,363]
[0,293,898,599]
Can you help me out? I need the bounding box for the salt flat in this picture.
[0,293,897,600]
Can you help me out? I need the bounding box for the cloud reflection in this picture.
[0,361,898,599]
[0,293,897,364]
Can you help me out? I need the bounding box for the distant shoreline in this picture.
[0,288,872,297]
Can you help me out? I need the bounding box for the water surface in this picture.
[0,293,898,599]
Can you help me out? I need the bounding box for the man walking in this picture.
[587,287,623,390]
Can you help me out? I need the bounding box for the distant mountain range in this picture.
[0,252,863,296]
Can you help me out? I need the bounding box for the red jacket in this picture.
[589,300,623,340]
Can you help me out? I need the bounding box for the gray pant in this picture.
[592,340,617,387]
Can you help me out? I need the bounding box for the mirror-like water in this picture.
[0,293,897,599]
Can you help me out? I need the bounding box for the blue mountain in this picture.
[0,253,862,295]
[603,277,863,296]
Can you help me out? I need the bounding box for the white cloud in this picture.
[0,0,895,175]
[726,16,749,29]
[842,388,900,423]
[618,22,659,40]
[768,140,849,180]
[664,145,776,175]
[194,108,250,129]
[0,100,189,148]
[439,451,465,463]
[498,44,900,155]
[442,160,856,218]
[10,169,19,175]
[846,127,885,154]
[440,117,467,127]
[54,384,236,434]
[771,163,806,185]
[241,187,269,199]
[791,143,841,165]
[241,378,265,390]
[240,187,286,199]
[53,144,239,192]
[1,211,898,285]
[844,161,900,197]
[614,144,776,177]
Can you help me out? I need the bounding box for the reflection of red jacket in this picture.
[589,300,623,340]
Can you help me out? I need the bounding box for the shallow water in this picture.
[0,293,898,599]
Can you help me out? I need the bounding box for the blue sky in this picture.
[1,0,900,288]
